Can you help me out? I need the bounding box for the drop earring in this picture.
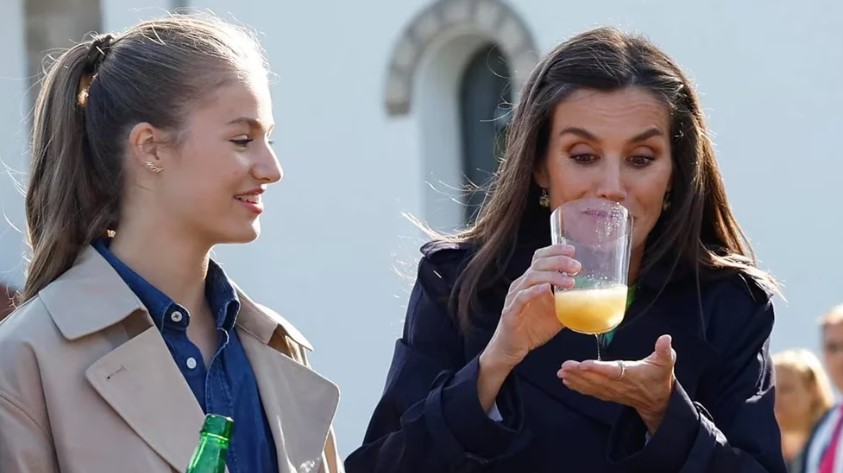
[539,188,550,208]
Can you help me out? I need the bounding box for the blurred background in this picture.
[1,0,841,456]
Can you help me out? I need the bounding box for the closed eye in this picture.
[570,154,598,164]
[231,138,254,147]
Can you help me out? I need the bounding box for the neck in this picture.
[780,428,810,462]
[779,413,815,434]
[110,214,211,312]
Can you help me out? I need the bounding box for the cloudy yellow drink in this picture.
[554,285,627,334]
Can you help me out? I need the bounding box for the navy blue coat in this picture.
[346,225,787,473]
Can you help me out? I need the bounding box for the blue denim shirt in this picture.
[94,240,279,473]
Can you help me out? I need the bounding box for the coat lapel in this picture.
[43,246,218,473]
[608,287,716,399]
[515,284,717,427]
[515,329,623,426]
[466,280,716,428]
[45,246,339,473]
[236,294,340,473]
[85,322,207,473]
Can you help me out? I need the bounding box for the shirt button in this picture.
[186,357,197,369]
[170,311,183,323]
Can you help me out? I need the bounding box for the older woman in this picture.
[346,26,786,473]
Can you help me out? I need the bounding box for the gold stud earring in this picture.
[539,188,550,208]
[144,161,163,174]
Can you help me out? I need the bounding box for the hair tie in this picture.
[86,34,114,71]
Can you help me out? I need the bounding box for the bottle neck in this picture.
[186,436,229,473]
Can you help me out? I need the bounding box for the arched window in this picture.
[383,0,538,231]
[459,44,511,223]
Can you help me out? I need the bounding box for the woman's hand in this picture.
[477,244,579,411]
[557,334,677,433]
[484,244,580,368]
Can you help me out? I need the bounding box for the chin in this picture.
[220,225,261,244]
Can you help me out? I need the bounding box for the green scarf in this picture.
[600,285,636,346]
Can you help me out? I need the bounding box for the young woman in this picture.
[0,14,342,473]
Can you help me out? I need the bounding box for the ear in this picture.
[533,160,550,189]
[127,122,174,172]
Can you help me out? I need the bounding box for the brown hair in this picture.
[0,283,18,320]
[23,14,267,301]
[773,349,834,427]
[432,27,778,329]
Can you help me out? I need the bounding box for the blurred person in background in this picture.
[773,349,834,472]
[799,304,843,473]
[0,13,342,473]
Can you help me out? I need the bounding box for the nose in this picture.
[254,144,283,184]
[596,159,626,203]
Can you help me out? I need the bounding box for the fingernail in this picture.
[571,260,582,273]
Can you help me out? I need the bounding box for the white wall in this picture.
[2,0,840,457]
[416,32,492,232]
[102,0,171,32]
[0,0,28,289]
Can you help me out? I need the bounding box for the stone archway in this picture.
[384,0,539,116]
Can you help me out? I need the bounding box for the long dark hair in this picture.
[434,27,778,329]
[23,14,267,301]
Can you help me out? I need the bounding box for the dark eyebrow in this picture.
[629,127,665,143]
[559,127,598,141]
[226,117,274,133]
[559,126,665,143]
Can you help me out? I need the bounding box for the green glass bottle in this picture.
[186,414,234,473]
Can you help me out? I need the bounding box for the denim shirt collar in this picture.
[93,238,240,331]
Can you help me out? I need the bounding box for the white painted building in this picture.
[1,0,842,456]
